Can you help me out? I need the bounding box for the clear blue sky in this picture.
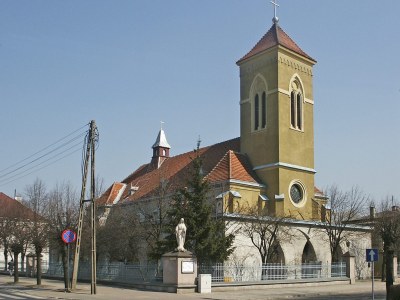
[0,0,399,204]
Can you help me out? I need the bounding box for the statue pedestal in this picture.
[162,251,197,285]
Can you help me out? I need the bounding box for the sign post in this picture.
[366,248,379,300]
[62,229,77,292]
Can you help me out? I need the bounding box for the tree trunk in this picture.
[62,245,69,289]
[4,249,8,271]
[21,253,25,272]
[382,255,386,281]
[386,250,394,300]
[13,252,19,283]
[36,252,42,285]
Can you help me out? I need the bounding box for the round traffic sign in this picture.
[62,229,77,244]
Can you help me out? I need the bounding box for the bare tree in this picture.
[46,182,79,289]
[0,209,13,271]
[373,197,400,298]
[24,178,49,285]
[241,206,293,266]
[97,205,142,262]
[9,214,32,283]
[140,178,171,261]
[322,186,368,262]
[349,240,368,279]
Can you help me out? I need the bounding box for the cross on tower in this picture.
[160,120,164,130]
[271,0,279,24]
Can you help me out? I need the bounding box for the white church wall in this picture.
[226,218,371,278]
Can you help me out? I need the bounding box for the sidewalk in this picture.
[0,274,388,300]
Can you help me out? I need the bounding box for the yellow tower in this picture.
[237,17,317,219]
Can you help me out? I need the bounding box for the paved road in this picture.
[0,286,45,299]
[0,274,389,300]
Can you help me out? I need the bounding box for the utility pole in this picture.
[71,120,98,294]
[90,120,97,294]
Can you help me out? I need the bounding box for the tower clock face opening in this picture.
[290,183,304,204]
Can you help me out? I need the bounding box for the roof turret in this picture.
[152,128,171,149]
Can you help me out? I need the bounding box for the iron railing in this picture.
[41,261,161,283]
[199,262,346,283]
[19,260,346,284]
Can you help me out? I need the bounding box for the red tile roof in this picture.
[0,192,37,219]
[206,150,260,184]
[314,186,327,198]
[237,23,316,64]
[97,138,262,206]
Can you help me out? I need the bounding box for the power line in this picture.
[0,122,90,188]
[0,140,84,185]
[0,146,83,187]
[0,132,86,179]
[0,123,88,174]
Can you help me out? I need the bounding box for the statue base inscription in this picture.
[162,251,197,285]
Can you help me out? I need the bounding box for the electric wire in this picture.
[0,123,90,188]
[0,145,83,187]
[0,140,83,185]
[0,123,88,174]
[0,132,86,179]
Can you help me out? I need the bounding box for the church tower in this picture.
[237,13,317,219]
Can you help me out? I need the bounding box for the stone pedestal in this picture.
[162,251,197,285]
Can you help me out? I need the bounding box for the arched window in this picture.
[254,94,259,130]
[297,93,302,130]
[261,92,266,128]
[251,76,267,131]
[290,92,296,127]
[290,79,303,130]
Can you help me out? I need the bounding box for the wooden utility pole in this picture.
[71,120,98,294]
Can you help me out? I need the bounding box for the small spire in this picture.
[271,0,279,24]
[160,120,164,130]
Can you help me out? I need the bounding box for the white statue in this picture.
[175,218,187,252]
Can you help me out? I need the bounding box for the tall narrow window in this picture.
[290,92,296,127]
[261,92,266,128]
[297,94,302,129]
[254,94,259,130]
[290,79,303,131]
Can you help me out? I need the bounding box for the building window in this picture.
[289,180,306,207]
[290,92,296,127]
[290,184,303,203]
[297,93,302,129]
[251,76,268,132]
[253,92,267,131]
[290,79,303,130]
[261,92,266,128]
[254,94,259,130]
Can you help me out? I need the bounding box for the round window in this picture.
[290,184,303,204]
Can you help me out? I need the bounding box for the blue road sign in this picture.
[62,229,77,244]
[366,248,379,262]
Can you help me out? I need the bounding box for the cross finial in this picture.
[271,0,279,24]
[160,121,164,130]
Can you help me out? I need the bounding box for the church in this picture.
[97,12,370,270]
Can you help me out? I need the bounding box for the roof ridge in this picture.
[274,23,280,44]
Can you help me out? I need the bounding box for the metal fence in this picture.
[42,261,161,283]
[199,262,346,283]
[20,260,346,285]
